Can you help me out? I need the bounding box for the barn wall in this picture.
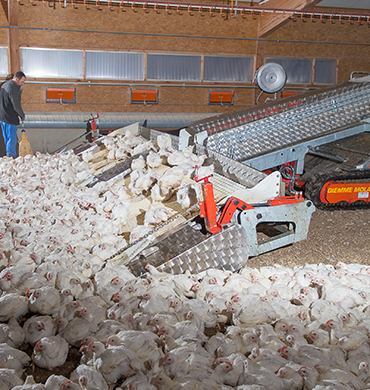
[2,1,369,115]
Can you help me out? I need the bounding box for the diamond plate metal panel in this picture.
[127,223,249,276]
[159,224,249,274]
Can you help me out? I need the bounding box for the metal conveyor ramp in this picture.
[187,77,370,174]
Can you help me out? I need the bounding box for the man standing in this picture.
[0,71,26,158]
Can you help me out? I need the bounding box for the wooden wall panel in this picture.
[264,18,369,83]
[12,1,370,115]
[18,2,258,54]
[21,83,256,114]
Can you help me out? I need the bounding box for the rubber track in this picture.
[305,170,370,210]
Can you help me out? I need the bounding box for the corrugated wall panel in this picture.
[314,59,337,85]
[265,57,313,85]
[204,56,254,82]
[86,51,144,80]
[0,47,9,76]
[147,54,201,81]
[20,48,83,79]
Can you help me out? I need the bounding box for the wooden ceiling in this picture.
[259,0,326,37]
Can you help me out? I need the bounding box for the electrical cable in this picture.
[279,164,296,193]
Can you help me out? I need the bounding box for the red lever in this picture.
[195,166,222,234]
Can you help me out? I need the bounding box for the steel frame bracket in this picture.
[241,123,370,175]
[237,199,316,257]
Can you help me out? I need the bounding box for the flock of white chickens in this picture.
[0,130,370,390]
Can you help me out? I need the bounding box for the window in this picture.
[314,59,337,85]
[21,48,83,78]
[265,58,312,84]
[147,54,201,81]
[0,47,9,76]
[204,56,254,82]
[86,51,144,80]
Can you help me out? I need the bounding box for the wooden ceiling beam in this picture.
[258,0,323,37]
[8,0,21,74]
[1,0,8,21]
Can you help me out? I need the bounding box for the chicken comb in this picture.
[325,319,334,328]
[87,341,95,348]
[225,361,233,368]
[34,340,42,348]
[280,345,288,352]
[79,345,87,352]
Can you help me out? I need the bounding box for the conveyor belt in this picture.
[187,79,370,162]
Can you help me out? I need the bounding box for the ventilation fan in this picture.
[254,63,287,94]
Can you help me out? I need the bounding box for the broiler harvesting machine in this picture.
[185,73,370,211]
[72,73,370,276]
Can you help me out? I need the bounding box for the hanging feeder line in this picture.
[21,0,370,22]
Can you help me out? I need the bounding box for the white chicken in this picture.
[277,366,304,390]
[44,374,70,390]
[150,183,165,203]
[143,204,172,225]
[87,341,139,384]
[129,225,153,245]
[176,183,200,209]
[0,293,29,322]
[69,364,108,390]
[227,300,278,327]
[28,286,61,315]
[158,167,184,195]
[0,368,24,389]
[322,285,367,309]
[156,134,174,155]
[0,317,25,348]
[146,151,162,168]
[56,317,97,347]
[23,315,57,346]
[0,343,31,370]
[107,329,163,371]
[12,375,46,390]
[131,155,146,171]
[32,335,69,370]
